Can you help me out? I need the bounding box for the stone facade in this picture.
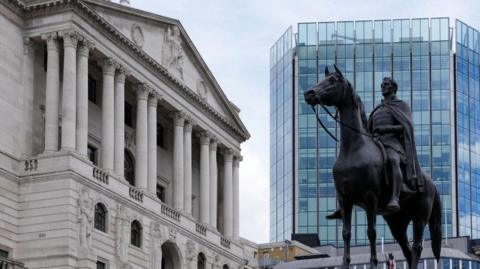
[0,0,256,268]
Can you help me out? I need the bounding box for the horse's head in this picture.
[304,64,347,108]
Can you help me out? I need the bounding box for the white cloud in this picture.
[130,0,480,243]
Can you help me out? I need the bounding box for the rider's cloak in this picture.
[367,96,425,192]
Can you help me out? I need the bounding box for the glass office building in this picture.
[270,18,480,246]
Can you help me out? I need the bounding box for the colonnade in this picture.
[39,30,241,239]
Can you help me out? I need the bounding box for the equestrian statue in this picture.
[303,65,442,269]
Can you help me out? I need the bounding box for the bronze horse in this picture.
[303,66,442,269]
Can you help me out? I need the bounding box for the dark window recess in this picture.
[87,145,97,165]
[130,220,142,247]
[94,203,107,232]
[157,124,165,148]
[124,150,135,186]
[0,249,8,258]
[125,102,134,127]
[156,184,166,202]
[88,76,97,104]
[96,261,106,269]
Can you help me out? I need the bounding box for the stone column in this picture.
[223,149,233,237]
[199,131,211,224]
[183,119,193,214]
[22,37,35,157]
[76,40,93,156]
[148,92,159,194]
[101,58,116,171]
[114,67,127,176]
[173,111,186,210]
[60,31,78,151]
[232,154,241,240]
[209,139,218,228]
[135,84,149,190]
[43,33,60,153]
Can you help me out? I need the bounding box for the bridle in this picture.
[310,77,374,143]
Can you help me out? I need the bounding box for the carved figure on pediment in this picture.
[131,23,145,48]
[116,205,130,264]
[77,189,93,250]
[150,222,166,269]
[162,26,184,79]
[197,80,208,100]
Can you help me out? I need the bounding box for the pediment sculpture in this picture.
[162,26,184,80]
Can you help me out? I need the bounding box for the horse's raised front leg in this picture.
[365,192,378,269]
[411,219,426,269]
[341,201,353,269]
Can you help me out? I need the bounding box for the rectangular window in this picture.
[157,124,165,148]
[87,145,98,165]
[156,184,166,202]
[0,249,8,258]
[96,261,106,269]
[88,76,97,104]
[125,102,133,127]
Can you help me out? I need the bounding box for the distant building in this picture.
[270,18,480,247]
[274,237,480,269]
[257,240,320,269]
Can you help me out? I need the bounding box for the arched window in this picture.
[197,253,206,269]
[94,203,107,232]
[223,265,229,269]
[131,220,142,247]
[125,150,135,186]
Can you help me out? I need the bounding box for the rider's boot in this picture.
[386,165,402,213]
[326,209,342,220]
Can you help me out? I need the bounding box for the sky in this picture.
[130,0,480,243]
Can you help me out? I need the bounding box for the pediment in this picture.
[82,0,248,138]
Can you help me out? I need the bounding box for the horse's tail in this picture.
[429,188,442,262]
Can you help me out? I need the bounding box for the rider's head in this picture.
[381,77,398,98]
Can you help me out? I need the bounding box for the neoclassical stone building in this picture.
[0,0,257,268]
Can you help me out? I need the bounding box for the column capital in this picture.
[42,33,59,51]
[233,154,243,167]
[173,111,186,127]
[200,131,211,145]
[209,138,218,151]
[59,30,79,49]
[223,148,233,162]
[148,92,162,107]
[184,120,193,132]
[137,83,150,100]
[102,57,116,76]
[23,37,34,56]
[77,40,94,57]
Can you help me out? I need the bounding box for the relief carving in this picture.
[162,26,184,80]
[77,189,93,250]
[150,222,167,269]
[116,205,132,267]
[131,23,145,48]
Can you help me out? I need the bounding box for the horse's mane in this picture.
[345,80,368,130]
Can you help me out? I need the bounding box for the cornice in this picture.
[19,0,249,142]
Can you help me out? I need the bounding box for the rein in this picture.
[311,93,375,143]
